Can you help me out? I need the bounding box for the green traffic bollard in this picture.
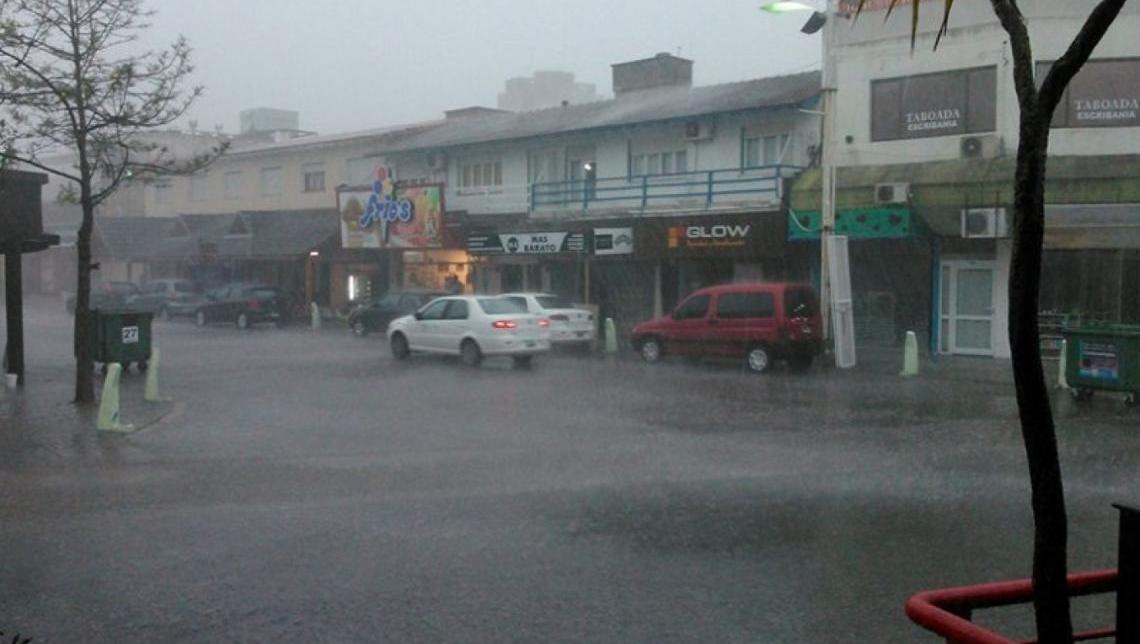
[900,330,919,377]
[144,347,170,402]
[604,318,618,355]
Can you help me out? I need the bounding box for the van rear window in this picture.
[716,292,775,319]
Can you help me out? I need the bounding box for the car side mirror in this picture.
[414,311,424,320]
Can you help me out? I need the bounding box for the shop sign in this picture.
[871,67,996,141]
[468,231,587,255]
[667,223,751,250]
[788,207,911,240]
[338,168,444,249]
[593,227,633,256]
[1045,58,1140,128]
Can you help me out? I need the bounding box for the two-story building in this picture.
[789,0,1140,358]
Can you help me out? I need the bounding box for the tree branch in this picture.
[0,150,81,182]
[1038,0,1128,115]
[990,0,1037,110]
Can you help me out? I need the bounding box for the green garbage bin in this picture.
[1062,323,1140,403]
[78,309,154,374]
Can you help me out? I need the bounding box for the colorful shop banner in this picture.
[788,207,912,240]
[338,168,444,249]
[467,231,587,255]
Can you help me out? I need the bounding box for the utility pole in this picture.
[819,0,838,354]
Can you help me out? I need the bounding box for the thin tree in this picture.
[854,0,1128,640]
[0,0,221,402]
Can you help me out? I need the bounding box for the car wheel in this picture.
[512,355,533,369]
[195,310,207,327]
[137,360,148,372]
[745,345,772,374]
[390,333,410,360]
[352,320,369,337]
[460,339,483,367]
[236,312,250,330]
[638,337,663,364]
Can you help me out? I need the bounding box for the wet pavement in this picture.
[1,297,1137,642]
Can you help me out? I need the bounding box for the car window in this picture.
[174,282,198,293]
[478,298,527,315]
[784,288,817,317]
[505,296,530,312]
[419,299,449,320]
[673,294,710,320]
[400,295,424,309]
[444,300,469,320]
[716,292,775,319]
[536,295,572,309]
[377,294,400,308]
[251,288,278,299]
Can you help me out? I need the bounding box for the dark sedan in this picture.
[347,290,447,336]
[194,283,289,329]
[65,281,140,313]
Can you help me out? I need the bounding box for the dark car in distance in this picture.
[126,278,205,320]
[631,282,822,373]
[347,290,447,336]
[65,280,140,313]
[194,283,289,329]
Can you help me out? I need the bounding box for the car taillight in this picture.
[549,314,569,322]
[538,319,550,328]
[492,320,518,329]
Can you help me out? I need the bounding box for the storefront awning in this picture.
[1044,203,1140,249]
[787,206,912,240]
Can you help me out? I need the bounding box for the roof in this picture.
[93,216,184,260]
[385,71,821,153]
[223,121,445,158]
[216,209,339,258]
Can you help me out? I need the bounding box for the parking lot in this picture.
[2,297,1137,642]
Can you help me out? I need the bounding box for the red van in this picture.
[631,282,823,373]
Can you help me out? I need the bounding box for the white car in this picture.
[500,292,596,348]
[387,295,551,367]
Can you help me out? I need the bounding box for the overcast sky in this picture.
[140,0,821,135]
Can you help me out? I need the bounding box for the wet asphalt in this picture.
[1,298,1137,642]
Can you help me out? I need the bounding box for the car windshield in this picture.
[477,298,527,315]
[7,4,1134,643]
[535,295,572,309]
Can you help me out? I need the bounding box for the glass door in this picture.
[940,261,995,356]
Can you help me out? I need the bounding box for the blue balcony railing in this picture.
[530,165,801,213]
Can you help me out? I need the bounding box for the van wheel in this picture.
[639,337,663,364]
[195,310,207,327]
[745,345,772,374]
[390,333,410,360]
[236,312,250,330]
[460,339,483,367]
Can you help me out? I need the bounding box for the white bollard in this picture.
[1057,339,1070,390]
[310,302,321,331]
[604,318,618,355]
[5,373,17,389]
[96,363,134,432]
[144,347,169,402]
[900,330,919,377]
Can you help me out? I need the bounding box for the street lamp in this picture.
[761,0,839,362]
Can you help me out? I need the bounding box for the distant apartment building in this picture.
[497,70,601,111]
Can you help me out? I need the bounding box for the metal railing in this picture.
[529,165,801,213]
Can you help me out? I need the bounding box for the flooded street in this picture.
[0,299,1134,642]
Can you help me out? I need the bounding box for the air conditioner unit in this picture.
[874,182,909,205]
[961,208,1010,238]
[684,120,715,141]
[960,134,1002,159]
[426,152,447,170]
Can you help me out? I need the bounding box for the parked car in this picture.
[194,283,289,329]
[631,282,822,373]
[347,289,447,337]
[65,281,140,313]
[387,295,551,368]
[500,292,595,349]
[126,278,205,320]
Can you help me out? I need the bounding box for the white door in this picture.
[940,261,995,356]
[411,298,450,351]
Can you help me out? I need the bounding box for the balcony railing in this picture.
[530,165,801,214]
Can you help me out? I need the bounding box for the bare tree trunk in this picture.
[74,197,94,403]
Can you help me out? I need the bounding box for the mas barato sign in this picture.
[468,231,587,255]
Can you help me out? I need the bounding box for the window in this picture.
[744,134,789,167]
[189,173,208,202]
[460,160,503,188]
[224,171,244,199]
[528,150,560,184]
[505,296,530,312]
[153,181,172,205]
[630,149,688,176]
[870,66,997,141]
[478,297,526,315]
[260,166,282,196]
[419,299,449,320]
[536,295,572,309]
[444,300,469,320]
[716,292,775,319]
[673,294,710,320]
[302,163,326,193]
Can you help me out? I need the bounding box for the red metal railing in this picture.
[905,569,1119,644]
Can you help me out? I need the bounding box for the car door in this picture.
[712,290,777,357]
[663,293,711,357]
[437,299,470,353]
[408,298,449,351]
